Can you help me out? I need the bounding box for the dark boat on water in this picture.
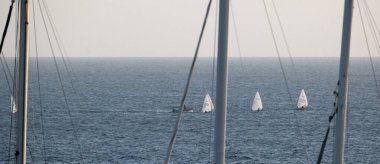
[172,105,194,113]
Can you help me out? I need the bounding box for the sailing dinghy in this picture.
[11,96,17,113]
[172,104,194,113]
[201,93,214,113]
[297,89,308,109]
[252,91,263,111]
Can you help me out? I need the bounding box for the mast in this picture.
[214,0,229,163]
[334,0,354,163]
[16,0,30,163]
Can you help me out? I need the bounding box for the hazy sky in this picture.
[0,0,379,57]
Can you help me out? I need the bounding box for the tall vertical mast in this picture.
[334,0,354,163]
[214,0,229,163]
[16,0,30,163]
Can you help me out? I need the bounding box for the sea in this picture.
[0,57,379,163]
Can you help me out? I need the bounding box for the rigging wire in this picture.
[42,0,76,74]
[9,0,20,162]
[363,0,380,36]
[316,84,339,164]
[40,0,76,89]
[261,1,311,163]
[39,1,100,160]
[36,0,85,163]
[270,0,301,89]
[164,0,214,163]
[1,51,15,82]
[0,0,16,91]
[362,3,380,58]
[31,0,47,162]
[0,52,13,92]
[270,0,315,162]
[230,2,244,69]
[12,0,20,100]
[262,0,293,101]
[356,0,380,99]
[40,0,98,129]
[42,0,101,161]
[0,0,15,54]
[0,56,15,163]
[0,0,20,162]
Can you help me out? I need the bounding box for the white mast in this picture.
[334,0,353,163]
[214,0,229,163]
[16,0,30,163]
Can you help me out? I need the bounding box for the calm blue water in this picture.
[0,58,379,163]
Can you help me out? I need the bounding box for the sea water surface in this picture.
[0,58,379,163]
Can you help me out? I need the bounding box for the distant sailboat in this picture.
[172,104,194,113]
[11,96,17,113]
[252,91,263,111]
[201,93,214,113]
[297,89,308,109]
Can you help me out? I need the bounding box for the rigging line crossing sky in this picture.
[0,0,380,58]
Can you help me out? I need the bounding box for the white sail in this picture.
[201,93,214,113]
[11,95,17,113]
[252,91,263,111]
[297,89,308,109]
